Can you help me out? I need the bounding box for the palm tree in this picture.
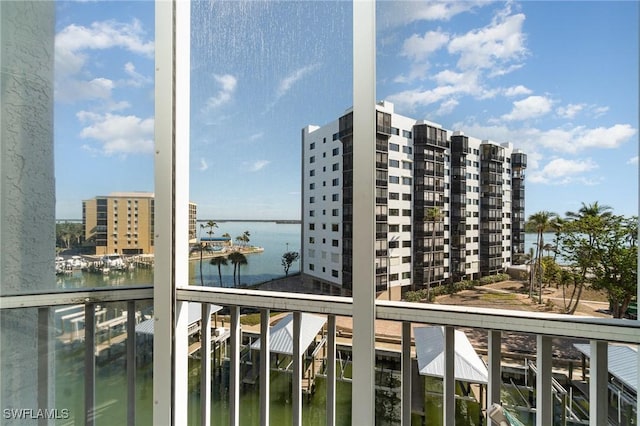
[527,210,559,303]
[242,230,251,247]
[228,251,247,286]
[198,221,218,286]
[210,256,228,287]
[562,201,613,314]
[424,207,445,300]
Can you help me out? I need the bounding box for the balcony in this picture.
[2,286,636,426]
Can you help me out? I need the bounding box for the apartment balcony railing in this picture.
[2,285,639,426]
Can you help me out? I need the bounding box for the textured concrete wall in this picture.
[1,1,56,421]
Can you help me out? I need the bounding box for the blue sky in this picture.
[55,1,638,220]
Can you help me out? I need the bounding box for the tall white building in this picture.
[301,101,527,299]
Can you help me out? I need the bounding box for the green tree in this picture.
[281,251,300,276]
[559,202,613,314]
[527,211,559,303]
[228,251,247,286]
[424,207,445,299]
[242,230,251,247]
[590,215,637,318]
[210,256,228,287]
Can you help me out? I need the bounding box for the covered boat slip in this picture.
[246,313,328,394]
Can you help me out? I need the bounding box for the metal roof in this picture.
[414,326,489,384]
[250,313,327,355]
[135,302,222,336]
[573,343,638,392]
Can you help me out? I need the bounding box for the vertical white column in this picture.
[487,330,502,426]
[536,335,552,426]
[229,306,241,426]
[326,315,337,426]
[443,326,455,425]
[352,0,376,424]
[293,312,302,426]
[589,340,608,426]
[201,304,213,426]
[260,309,271,426]
[401,322,412,425]
[153,0,191,424]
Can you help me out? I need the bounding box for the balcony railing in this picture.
[2,285,639,426]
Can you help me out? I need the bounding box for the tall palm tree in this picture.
[198,221,218,286]
[242,230,251,247]
[228,251,247,286]
[562,201,613,313]
[210,256,228,287]
[527,210,559,303]
[424,207,445,300]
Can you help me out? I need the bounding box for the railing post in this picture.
[401,322,412,425]
[293,311,302,426]
[260,309,271,426]
[352,0,377,423]
[443,326,455,425]
[487,330,501,426]
[201,304,213,426]
[589,340,608,426]
[536,335,552,426]
[37,307,50,426]
[84,303,96,426]
[127,301,137,426]
[326,315,337,426]
[229,306,241,426]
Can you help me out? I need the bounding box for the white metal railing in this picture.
[178,285,640,426]
[2,285,638,425]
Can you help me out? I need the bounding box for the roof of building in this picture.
[135,302,222,335]
[250,313,327,355]
[414,326,489,384]
[573,343,638,392]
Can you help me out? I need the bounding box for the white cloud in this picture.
[504,85,532,97]
[501,95,553,121]
[378,1,487,28]
[246,160,270,172]
[448,10,527,72]
[55,20,154,102]
[77,111,154,156]
[556,103,585,119]
[123,62,152,87]
[401,31,449,62]
[627,156,639,165]
[538,124,637,153]
[249,132,264,141]
[436,98,459,116]
[591,105,610,118]
[199,158,209,171]
[528,158,598,185]
[277,64,319,99]
[204,74,237,110]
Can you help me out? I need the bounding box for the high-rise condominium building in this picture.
[301,101,527,299]
[83,192,198,255]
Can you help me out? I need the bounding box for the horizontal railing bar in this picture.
[376,300,640,345]
[176,286,353,316]
[0,286,153,309]
[177,287,640,345]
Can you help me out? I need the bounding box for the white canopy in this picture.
[251,313,327,355]
[414,326,489,384]
[573,343,637,392]
[135,302,222,336]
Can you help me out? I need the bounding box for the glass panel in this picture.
[189,0,352,296]
[376,0,638,294]
[53,1,156,290]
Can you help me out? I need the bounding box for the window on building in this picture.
[332,178,339,186]
[309,223,315,230]
[402,193,411,201]
[402,224,411,232]
[332,193,339,201]
[389,224,399,232]
[402,256,411,263]
[402,146,412,154]
[332,163,339,171]
[402,177,412,185]
[389,159,399,168]
[389,143,399,151]
[389,241,399,248]
[332,223,339,232]
[310,156,315,163]
[332,147,340,156]
[402,240,411,248]
[389,176,399,184]
[389,209,399,216]
[332,240,339,247]
[389,192,399,200]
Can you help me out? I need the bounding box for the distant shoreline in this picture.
[197,219,301,224]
